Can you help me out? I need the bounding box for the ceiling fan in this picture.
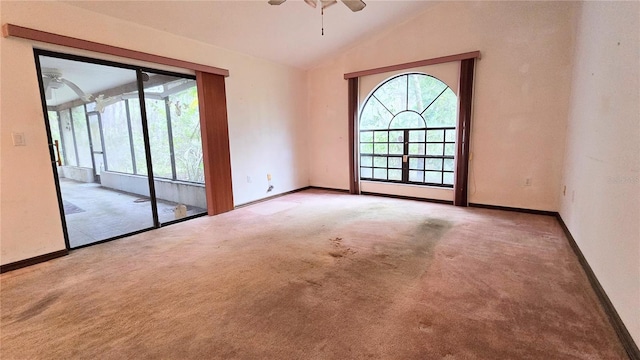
[41,68,93,102]
[268,0,366,12]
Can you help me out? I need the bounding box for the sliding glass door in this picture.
[142,72,207,223]
[36,50,207,249]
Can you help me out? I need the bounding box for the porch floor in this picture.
[60,178,206,248]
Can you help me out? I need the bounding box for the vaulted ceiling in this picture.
[65,1,435,69]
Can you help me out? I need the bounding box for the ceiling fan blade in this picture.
[321,0,337,9]
[304,0,317,9]
[342,0,366,12]
[61,78,92,102]
[268,0,286,5]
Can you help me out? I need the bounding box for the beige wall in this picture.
[560,1,640,344]
[308,1,576,210]
[0,1,309,265]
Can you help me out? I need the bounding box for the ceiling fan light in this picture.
[304,0,317,8]
[267,0,286,5]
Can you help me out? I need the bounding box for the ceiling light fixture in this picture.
[268,0,366,35]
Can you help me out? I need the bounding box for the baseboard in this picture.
[556,214,640,360]
[469,202,557,217]
[234,186,313,209]
[360,191,454,205]
[0,249,68,274]
[308,186,350,193]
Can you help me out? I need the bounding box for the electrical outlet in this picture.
[246,176,252,183]
[524,178,532,186]
[12,132,26,146]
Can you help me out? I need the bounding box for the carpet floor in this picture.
[0,189,627,359]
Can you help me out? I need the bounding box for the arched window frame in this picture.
[358,72,457,188]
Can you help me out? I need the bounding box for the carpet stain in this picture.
[14,292,61,322]
[327,236,356,258]
[418,322,434,333]
[416,218,452,241]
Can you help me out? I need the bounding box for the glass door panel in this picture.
[87,112,105,176]
[142,72,208,224]
[38,54,155,248]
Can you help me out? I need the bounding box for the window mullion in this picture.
[402,129,409,182]
[420,87,448,116]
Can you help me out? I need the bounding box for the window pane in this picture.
[426,144,444,156]
[445,144,456,156]
[102,101,134,173]
[48,111,64,165]
[59,109,77,166]
[169,84,204,183]
[360,143,373,154]
[373,168,387,180]
[424,88,457,128]
[374,144,388,154]
[360,96,393,130]
[444,159,455,171]
[360,156,373,167]
[409,144,424,155]
[443,172,454,185]
[445,129,456,142]
[426,130,444,142]
[87,114,102,152]
[360,167,373,178]
[388,169,402,181]
[425,171,442,183]
[374,131,388,142]
[409,170,423,182]
[127,100,148,175]
[373,75,407,115]
[389,111,425,129]
[388,157,402,169]
[408,74,448,113]
[373,156,387,168]
[72,106,93,168]
[389,143,403,155]
[425,158,443,171]
[409,158,424,170]
[409,130,426,142]
[145,99,172,179]
[389,131,404,142]
[360,131,373,142]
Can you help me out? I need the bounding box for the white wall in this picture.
[0,1,309,265]
[560,1,640,345]
[308,1,576,210]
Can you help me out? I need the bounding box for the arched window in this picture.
[359,73,457,187]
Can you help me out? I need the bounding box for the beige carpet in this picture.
[0,189,627,359]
